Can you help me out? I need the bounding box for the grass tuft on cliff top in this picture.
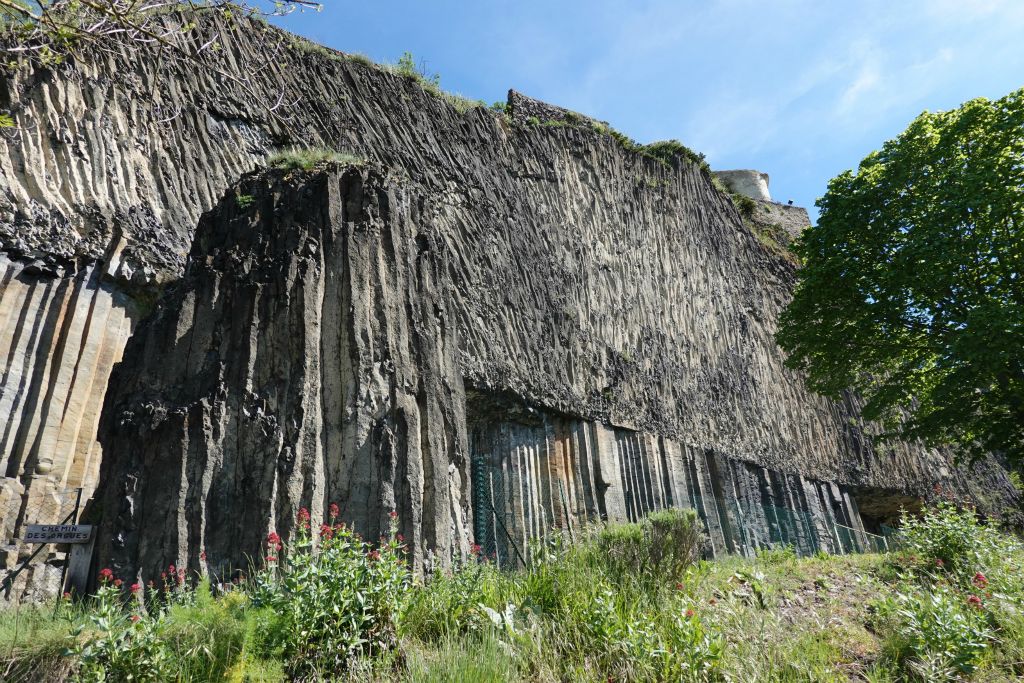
[267,146,365,172]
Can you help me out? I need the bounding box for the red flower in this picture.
[367,550,381,561]
[967,595,983,609]
[675,582,684,591]
[267,531,283,550]
[130,583,141,593]
[685,608,695,618]
[98,568,114,583]
[266,555,277,563]
[131,615,141,623]
[200,551,207,561]
[62,592,71,600]
[320,523,334,540]
[389,510,399,519]
[329,503,340,519]
[297,507,311,529]
[973,572,988,589]
[161,572,167,580]
[168,564,176,574]
[396,534,405,543]
[471,543,482,555]
[934,558,944,568]
[114,578,123,588]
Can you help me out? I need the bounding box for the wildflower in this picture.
[200,551,207,561]
[267,531,283,550]
[471,543,482,555]
[168,563,176,574]
[320,523,334,540]
[113,578,123,588]
[329,502,340,519]
[367,550,381,561]
[266,555,278,563]
[131,615,141,623]
[62,592,71,600]
[675,582,684,591]
[297,507,311,529]
[130,583,141,594]
[967,595,983,609]
[389,510,399,519]
[397,534,405,543]
[98,567,114,583]
[685,608,695,618]
[161,571,167,581]
[147,580,155,589]
[973,572,988,589]
[934,558,944,568]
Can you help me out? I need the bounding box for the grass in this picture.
[266,146,365,172]
[2,506,1022,681]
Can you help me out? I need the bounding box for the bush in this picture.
[250,509,411,678]
[897,502,1009,580]
[875,583,992,679]
[598,507,704,583]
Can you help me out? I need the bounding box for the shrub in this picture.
[402,557,501,642]
[897,502,1011,581]
[641,139,709,172]
[598,507,704,583]
[875,583,992,679]
[69,577,171,682]
[250,509,411,678]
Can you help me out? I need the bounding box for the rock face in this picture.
[0,12,1018,591]
[94,156,1018,581]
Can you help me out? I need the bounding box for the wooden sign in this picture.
[24,524,93,544]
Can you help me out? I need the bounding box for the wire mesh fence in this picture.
[1,487,84,601]
[472,451,891,568]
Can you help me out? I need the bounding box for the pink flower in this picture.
[98,568,114,583]
[685,608,695,618]
[396,534,405,543]
[168,564,176,574]
[934,558,944,568]
[130,583,141,594]
[267,532,283,550]
[161,571,168,581]
[200,551,207,561]
[297,507,311,529]
[113,578,123,588]
[266,555,277,563]
[131,615,141,623]
[320,523,334,540]
[675,582,685,591]
[147,580,155,589]
[967,595,983,609]
[367,550,381,561]
[470,543,482,556]
[329,503,340,519]
[62,592,71,600]
[973,572,988,589]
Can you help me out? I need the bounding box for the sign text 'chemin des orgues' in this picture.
[23,524,94,543]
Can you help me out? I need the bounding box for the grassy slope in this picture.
[1,509,1021,682]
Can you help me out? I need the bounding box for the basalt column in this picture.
[93,167,471,583]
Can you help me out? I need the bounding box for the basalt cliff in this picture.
[0,13,1018,596]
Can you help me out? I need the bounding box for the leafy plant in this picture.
[235,193,255,209]
[777,86,1024,465]
[250,508,411,678]
[598,507,704,583]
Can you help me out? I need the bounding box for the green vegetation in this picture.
[267,146,365,172]
[0,112,13,128]
[777,87,1024,466]
[3,504,1021,681]
[235,193,255,209]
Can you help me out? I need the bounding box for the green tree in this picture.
[777,88,1024,465]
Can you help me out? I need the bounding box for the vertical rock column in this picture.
[0,254,138,596]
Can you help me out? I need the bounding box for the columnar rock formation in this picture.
[0,12,1018,594]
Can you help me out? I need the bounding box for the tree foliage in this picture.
[777,88,1024,465]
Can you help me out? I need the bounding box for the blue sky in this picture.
[275,0,1024,223]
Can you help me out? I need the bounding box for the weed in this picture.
[267,146,365,171]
